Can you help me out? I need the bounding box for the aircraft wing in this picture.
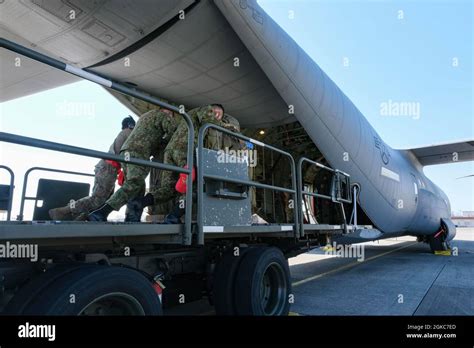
[0,0,196,102]
[0,0,291,127]
[403,140,474,166]
[0,32,81,102]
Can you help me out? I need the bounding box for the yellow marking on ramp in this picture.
[288,312,300,316]
[292,242,417,287]
[434,249,451,256]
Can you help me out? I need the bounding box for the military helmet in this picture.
[122,116,136,129]
[211,103,225,115]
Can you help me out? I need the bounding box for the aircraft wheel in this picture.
[428,225,450,253]
[429,236,449,253]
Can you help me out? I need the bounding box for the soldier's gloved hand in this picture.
[117,169,125,186]
[175,165,196,194]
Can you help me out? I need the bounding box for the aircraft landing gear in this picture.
[428,223,450,254]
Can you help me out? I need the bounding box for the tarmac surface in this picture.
[166,228,474,315]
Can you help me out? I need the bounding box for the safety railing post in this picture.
[17,167,95,221]
[297,158,305,238]
[0,165,15,221]
[298,157,352,234]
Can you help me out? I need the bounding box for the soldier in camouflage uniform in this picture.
[206,113,242,150]
[48,116,136,220]
[157,108,240,204]
[146,112,242,221]
[128,104,226,222]
[88,108,179,221]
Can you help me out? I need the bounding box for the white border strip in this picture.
[203,226,224,233]
[281,225,293,231]
[65,64,112,88]
[381,167,400,182]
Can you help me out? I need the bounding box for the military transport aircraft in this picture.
[1,0,473,253]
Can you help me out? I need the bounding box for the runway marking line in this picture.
[292,242,417,287]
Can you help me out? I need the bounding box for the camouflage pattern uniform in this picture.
[106,109,179,210]
[151,105,224,205]
[70,128,132,214]
[206,114,242,150]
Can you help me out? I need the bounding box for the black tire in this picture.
[213,247,251,315]
[20,265,162,315]
[234,247,291,316]
[3,263,86,315]
[429,235,449,253]
[429,223,450,253]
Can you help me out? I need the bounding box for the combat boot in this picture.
[163,205,185,224]
[125,193,154,222]
[88,204,113,221]
[73,213,88,221]
[49,205,73,220]
[125,199,143,222]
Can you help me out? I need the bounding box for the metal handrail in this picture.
[0,38,195,245]
[0,134,193,226]
[297,157,352,237]
[17,167,95,221]
[0,165,15,221]
[197,123,299,245]
[334,169,352,204]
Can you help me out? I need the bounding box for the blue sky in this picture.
[0,0,473,219]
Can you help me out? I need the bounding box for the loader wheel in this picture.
[213,247,251,315]
[234,247,291,316]
[3,263,86,315]
[18,265,162,315]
